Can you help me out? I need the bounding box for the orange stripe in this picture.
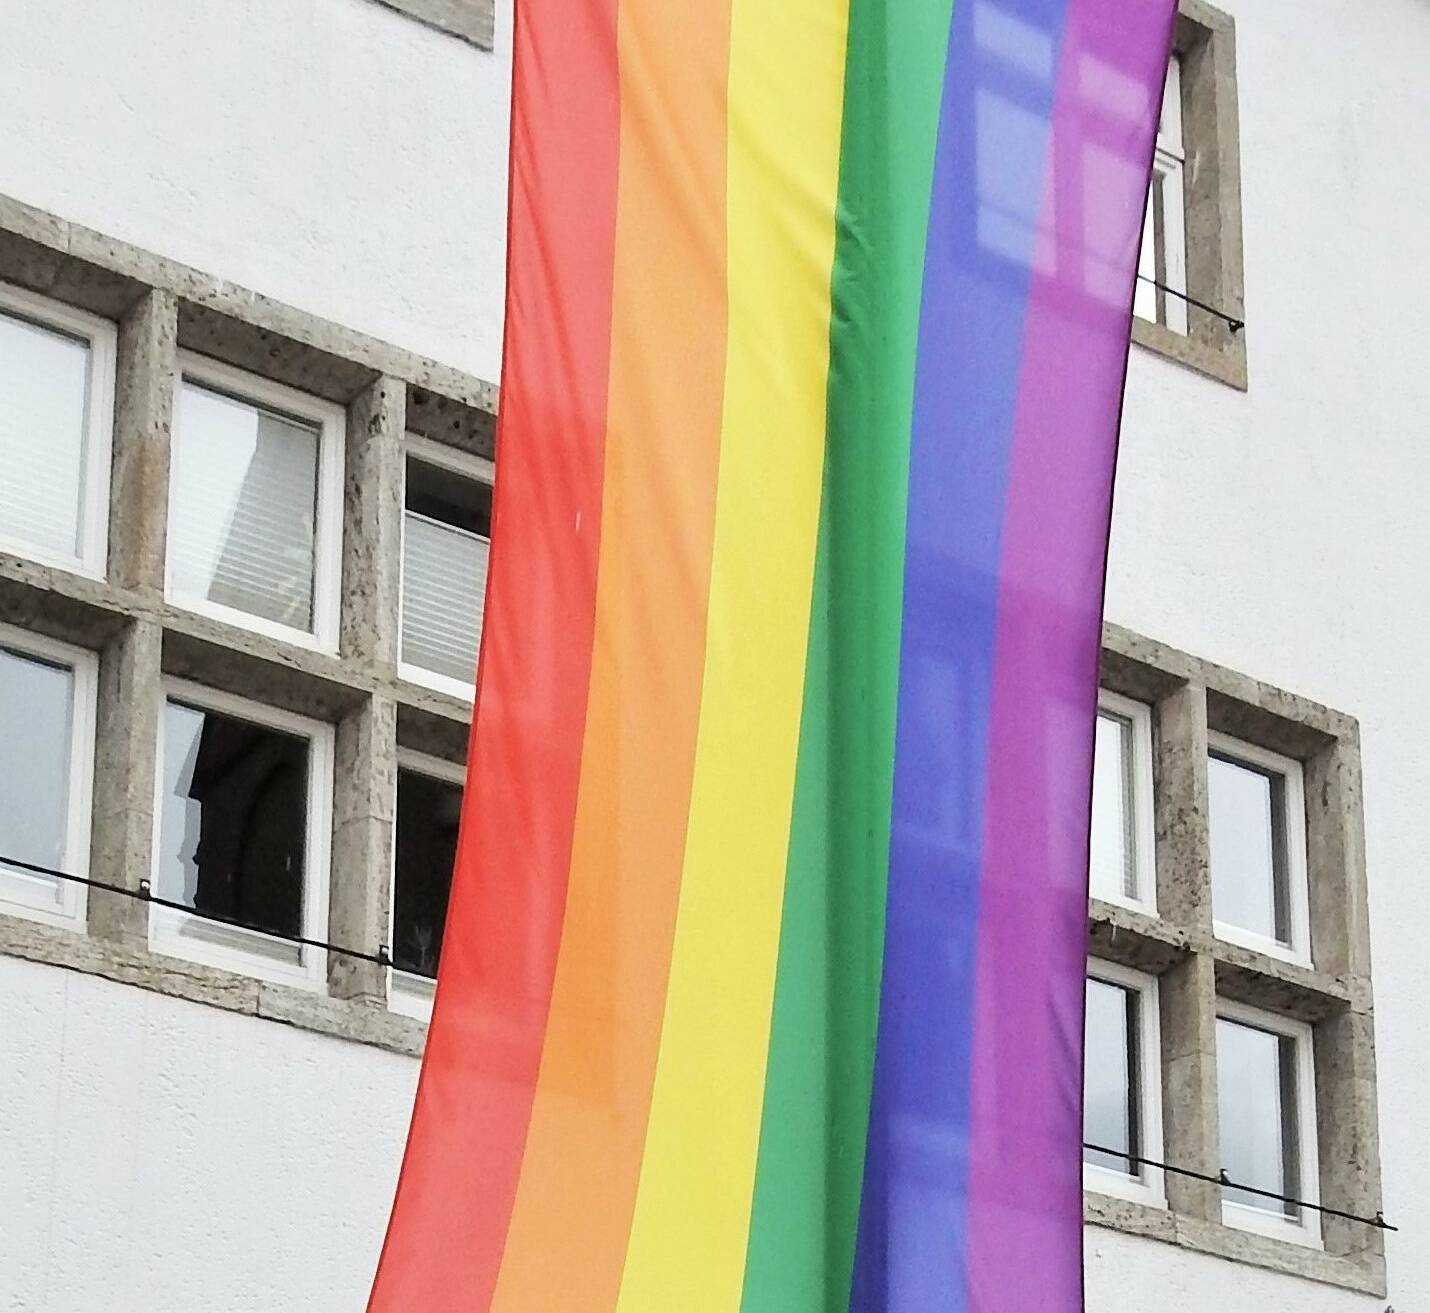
[486,2,731,1308]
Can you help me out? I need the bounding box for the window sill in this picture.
[371,0,494,51]
[389,968,436,1022]
[1132,316,1247,391]
[398,660,476,706]
[1084,1191,1386,1297]
[0,907,428,1061]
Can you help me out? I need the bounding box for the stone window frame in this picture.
[1132,0,1249,390]
[372,0,494,51]
[0,191,492,1058]
[1089,624,1384,1297]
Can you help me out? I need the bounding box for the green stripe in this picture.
[738,3,954,1310]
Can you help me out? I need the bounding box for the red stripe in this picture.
[365,0,620,1307]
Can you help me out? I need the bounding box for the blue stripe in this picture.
[849,2,1069,1309]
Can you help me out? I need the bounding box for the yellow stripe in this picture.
[612,1,850,1308]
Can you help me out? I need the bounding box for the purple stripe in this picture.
[964,1,1176,1309]
[851,2,1068,1311]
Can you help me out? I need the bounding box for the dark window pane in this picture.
[156,700,309,939]
[1084,976,1140,1175]
[393,767,462,976]
[405,456,492,537]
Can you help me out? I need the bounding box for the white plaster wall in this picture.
[0,0,513,382]
[1,0,1428,1309]
[0,956,416,1313]
[1109,0,1430,1305]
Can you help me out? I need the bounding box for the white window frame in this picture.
[397,433,494,702]
[149,677,333,990]
[1216,998,1322,1248]
[0,281,116,579]
[1207,731,1312,967]
[1093,690,1158,914]
[0,623,97,930]
[167,354,345,654]
[1084,958,1165,1208]
[1134,57,1189,335]
[388,747,465,1021]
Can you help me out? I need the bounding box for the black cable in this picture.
[1,852,1398,1232]
[1136,274,1245,334]
[0,853,390,968]
[1083,1143,1395,1231]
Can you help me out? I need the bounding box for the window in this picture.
[0,282,115,576]
[167,356,344,650]
[1083,960,1163,1206]
[1089,691,1156,910]
[1216,1002,1320,1246]
[1208,733,1310,963]
[399,436,493,697]
[1133,59,1188,334]
[0,626,96,928]
[389,749,464,1019]
[151,680,333,987]
[1129,3,1248,389]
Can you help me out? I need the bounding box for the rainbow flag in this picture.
[368,0,1174,1310]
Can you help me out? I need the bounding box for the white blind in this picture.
[401,512,488,685]
[0,310,89,564]
[169,382,319,632]
[1090,711,1136,902]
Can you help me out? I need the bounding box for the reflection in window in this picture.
[392,766,463,978]
[1084,975,1141,1176]
[0,645,76,885]
[169,381,321,634]
[157,699,309,939]
[1209,752,1292,946]
[1217,1016,1304,1219]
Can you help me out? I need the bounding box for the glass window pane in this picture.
[1090,711,1137,901]
[170,382,319,632]
[401,458,492,685]
[156,700,309,939]
[1132,186,1158,322]
[393,768,463,977]
[0,646,75,883]
[0,310,90,564]
[1084,976,1139,1175]
[1217,1017,1301,1218]
[1209,753,1290,943]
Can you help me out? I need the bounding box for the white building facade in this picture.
[0,0,1425,1309]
